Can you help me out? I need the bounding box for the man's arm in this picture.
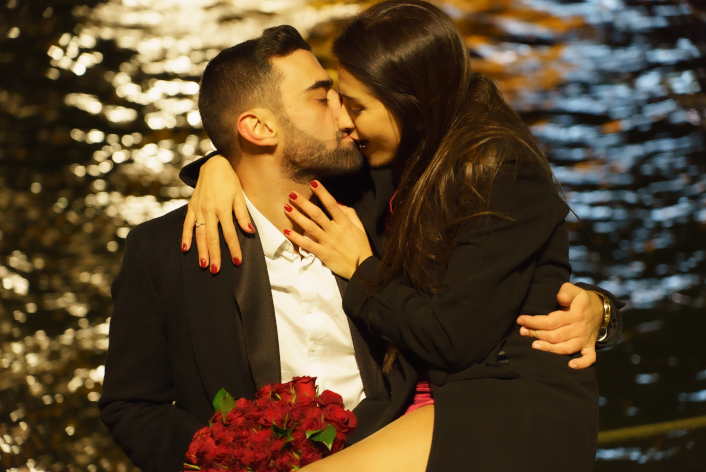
[516,282,624,369]
[99,230,204,472]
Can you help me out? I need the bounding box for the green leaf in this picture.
[220,392,235,419]
[212,388,228,412]
[272,424,293,440]
[183,464,200,470]
[291,467,300,471]
[309,424,336,451]
[304,429,322,439]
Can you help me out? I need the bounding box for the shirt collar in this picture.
[243,194,298,262]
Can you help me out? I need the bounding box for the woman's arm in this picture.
[179,153,253,272]
[342,169,572,372]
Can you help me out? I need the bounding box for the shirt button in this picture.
[307,306,314,314]
[309,345,317,353]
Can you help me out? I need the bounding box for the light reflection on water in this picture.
[0,0,704,470]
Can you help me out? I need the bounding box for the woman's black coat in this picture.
[181,155,624,471]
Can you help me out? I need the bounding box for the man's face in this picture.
[271,49,363,183]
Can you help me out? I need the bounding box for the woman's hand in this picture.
[283,181,373,280]
[181,154,254,273]
[516,283,604,369]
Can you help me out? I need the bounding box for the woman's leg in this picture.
[300,405,434,472]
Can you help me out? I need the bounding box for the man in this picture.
[100,25,622,472]
[100,26,390,472]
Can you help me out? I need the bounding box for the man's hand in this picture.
[516,283,604,369]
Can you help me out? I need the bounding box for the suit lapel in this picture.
[334,274,386,399]
[233,224,281,390]
[182,224,246,404]
[182,217,280,405]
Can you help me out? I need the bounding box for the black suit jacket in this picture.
[99,206,388,472]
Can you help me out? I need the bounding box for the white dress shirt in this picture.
[244,195,366,410]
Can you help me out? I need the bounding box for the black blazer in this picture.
[99,207,389,472]
[179,156,626,471]
[343,164,610,471]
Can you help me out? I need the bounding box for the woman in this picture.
[180,2,620,470]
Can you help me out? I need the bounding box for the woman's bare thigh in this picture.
[300,405,435,472]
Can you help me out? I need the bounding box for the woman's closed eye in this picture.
[347,104,365,115]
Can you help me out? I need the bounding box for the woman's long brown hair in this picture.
[332,0,557,372]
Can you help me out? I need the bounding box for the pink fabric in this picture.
[403,379,435,415]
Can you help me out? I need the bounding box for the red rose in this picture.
[274,450,300,471]
[300,415,323,433]
[250,443,271,467]
[294,392,317,409]
[290,430,309,452]
[323,405,357,434]
[298,447,323,466]
[213,443,231,462]
[317,390,344,408]
[291,376,317,400]
[272,382,294,403]
[198,436,218,462]
[258,401,291,428]
[331,431,348,453]
[251,428,274,445]
[233,445,253,465]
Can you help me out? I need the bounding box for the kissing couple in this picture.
[100,1,624,471]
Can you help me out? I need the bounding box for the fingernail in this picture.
[211,264,218,274]
[248,224,255,233]
[233,257,241,266]
[284,204,293,212]
[310,180,318,188]
[517,318,524,326]
[532,341,542,349]
[519,327,528,336]
[182,243,188,252]
[284,229,291,236]
[200,259,207,268]
[288,192,297,200]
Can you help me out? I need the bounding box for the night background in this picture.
[0,0,705,470]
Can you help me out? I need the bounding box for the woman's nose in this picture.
[337,102,355,134]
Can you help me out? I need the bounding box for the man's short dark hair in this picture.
[198,26,311,159]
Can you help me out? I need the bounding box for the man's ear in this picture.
[237,109,278,148]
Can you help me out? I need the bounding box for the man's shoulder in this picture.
[127,203,188,253]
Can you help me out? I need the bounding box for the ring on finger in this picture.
[195,222,205,227]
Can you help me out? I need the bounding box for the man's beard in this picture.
[279,116,364,184]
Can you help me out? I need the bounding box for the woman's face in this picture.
[336,66,401,168]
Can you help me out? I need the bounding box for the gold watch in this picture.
[590,290,611,342]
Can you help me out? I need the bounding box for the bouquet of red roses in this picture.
[183,376,357,472]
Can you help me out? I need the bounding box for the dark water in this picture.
[0,0,704,470]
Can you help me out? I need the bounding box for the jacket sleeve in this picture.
[179,151,221,188]
[99,231,204,472]
[342,169,570,372]
[573,282,624,349]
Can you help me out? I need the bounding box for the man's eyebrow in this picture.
[304,79,333,93]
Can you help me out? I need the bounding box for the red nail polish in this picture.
[248,223,254,233]
[289,192,297,200]
[200,259,207,268]
[310,180,318,188]
[182,243,188,252]
[284,229,291,236]
[233,257,241,266]
[211,264,217,274]
[284,204,293,212]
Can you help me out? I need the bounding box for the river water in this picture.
[0,0,704,470]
